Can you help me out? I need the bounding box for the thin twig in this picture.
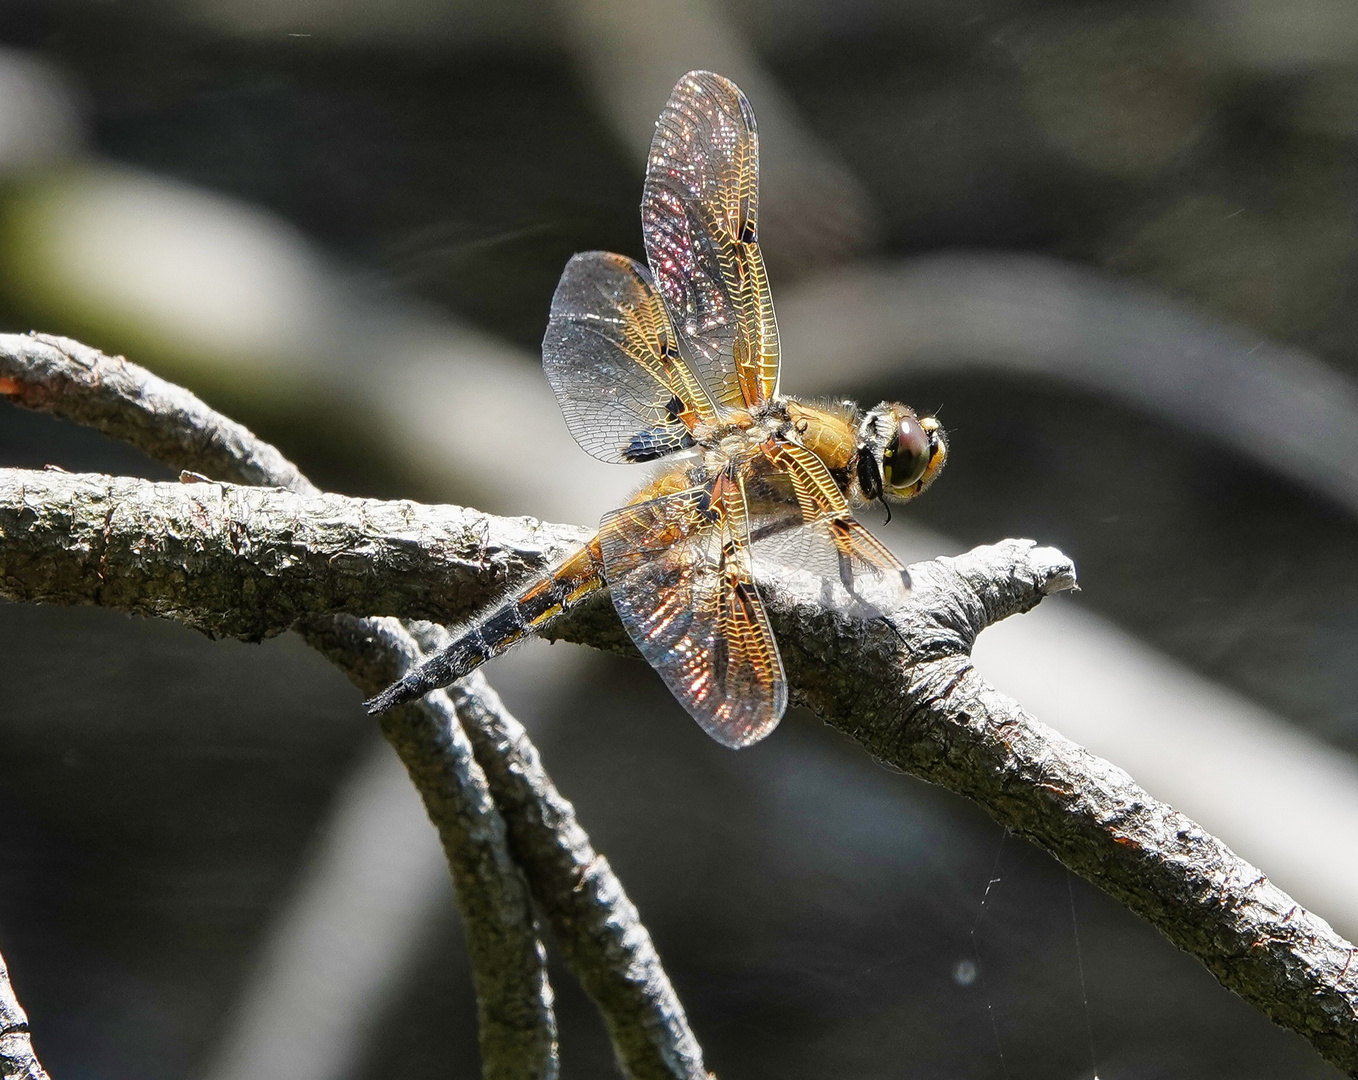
[307,615,560,1079]
[0,331,711,1080]
[0,943,51,1080]
[440,658,710,1079]
[0,333,312,492]
[4,466,1357,1075]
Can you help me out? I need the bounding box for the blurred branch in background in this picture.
[159,0,882,273]
[3,432,1358,1072]
[195,738,453,1080]
[780,255,1358,516]
[0,943,50,1080]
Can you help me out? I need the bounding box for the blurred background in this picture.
[2,0,1358,1077]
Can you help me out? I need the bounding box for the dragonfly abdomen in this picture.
[364,540,604,714]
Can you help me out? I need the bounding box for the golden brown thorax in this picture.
[783,400,858,473]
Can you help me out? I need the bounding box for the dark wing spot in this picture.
[623,423,697,462]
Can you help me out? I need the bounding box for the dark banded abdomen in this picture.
[364,539,604,714]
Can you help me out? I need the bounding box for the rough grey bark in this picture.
[1,331,560,1080]
[0,469,583,639]
[752,547,1358,1075]
[0,332,709,1080]
[0,332,312,491]
[0,944,49,1080]
[4,465,1358,1076]
[435,659,710,1080]
[304,614,560,1079]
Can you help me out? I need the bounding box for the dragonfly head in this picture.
[857,403,947,505]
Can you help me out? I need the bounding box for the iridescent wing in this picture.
[746,440,911,614]
[600,469,786,747]
[543,251,720,465]
[642,70,780,411]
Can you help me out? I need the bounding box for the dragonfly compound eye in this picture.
[884,415,932,491]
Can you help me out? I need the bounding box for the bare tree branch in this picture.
[0,943,50,1080]
[0,332,711,1080]
[0,334,312,491]
[440,663,711,1079]
[4,463,1358,1075]
[309,615,561,1079]
[747,547,1358,1076]
[0,469,583,638]
[0,334,562,1080]
[7,334,1358,1075]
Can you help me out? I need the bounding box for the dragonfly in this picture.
[366,70,946,747]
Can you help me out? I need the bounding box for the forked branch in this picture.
[0,332,708,1080]
[3,333,1358,1076]
[3,466,1358,1072]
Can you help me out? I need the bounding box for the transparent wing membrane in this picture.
[642,70,781,410]
[543,251,716,464]
[745,443,911,615]
[600,472,786,747]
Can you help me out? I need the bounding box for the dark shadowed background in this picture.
[2,1,1357,1077]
